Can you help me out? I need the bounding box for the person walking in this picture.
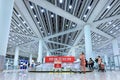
[80,52,86,73]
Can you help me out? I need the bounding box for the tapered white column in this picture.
[14,47,19,67]
[71,47,75,57]
[104,54,108,66]
[37,40,43,63]
[84,25,93,60]
[0,0,14,71]
[112,39,119,66]
[112,39,119,55]
[29,54,32,65]
[47,51,50,56]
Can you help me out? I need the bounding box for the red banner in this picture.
[45,56,75,63]
[54,64,62,68]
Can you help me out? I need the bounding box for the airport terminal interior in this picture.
[0,0,120,80]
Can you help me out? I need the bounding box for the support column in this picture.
[71,47,75,57]
[0,0,14,71]
[37,40,43,63]
[14,47,19,68]
[104,54,108,66]
[84,25,93,60]
[47,51,50,56]
[112,39,119,66]
[29,54,32,66]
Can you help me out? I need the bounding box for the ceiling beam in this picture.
[45,40,72,47]
[28,0,85,26]
[19,40,37,47]
[87,0,109,23]
[44,27,81,40]
[68,29,84,54]
[91,27,113,39]
[10,32,39,40]
[86,0,114,39]
[50,47,71,52]
[15,0,49,51]
[92,14,120,26]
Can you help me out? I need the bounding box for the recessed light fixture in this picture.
[107,6,111,9]
[17,14,21,17]
[98,36,101,38]
[37,21,40,23]
[108,21,112,24]
[110,31,113,33]
[88,6,91,9]
[113,25,116,27]
[48,33,50,35]
[34,15,37,17]
[51,14,54,18]
[41,9,44,13]
[18,24,20,26]
[115,27,118,29]
[69,5,72,9]
[83,15,87,18]
[72,24,75,27]
[41,30,44,33]
[23,21,26,24]
[66,24,68,26]
[59,0,63,3]
[30,5,34,9]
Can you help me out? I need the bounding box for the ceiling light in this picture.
[83,15,87,18]
[66,24,68,26]
[115,27,118,29]
[41,9,44,12]
[72,24,75,27]
[23,21,26,24]
[51,14,54,18]
[34,15,37,17]
[17,14,21,17]
[108,21,112,24]
[18,24,20,26]
[41,30,44,33]
[30,5,34,9]
[107,6,111,9]
[48,33,50,35]
[59,0,63,3]
[87,6,91,9]
[113,25,116,27]
[98,36,101,38]
[69,5,72,9]
[37,21,40,23]
[110,31,113,33]
[40,26,42,29]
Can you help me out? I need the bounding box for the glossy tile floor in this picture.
[0,70,120,80]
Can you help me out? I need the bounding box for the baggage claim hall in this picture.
[0,0,120,80]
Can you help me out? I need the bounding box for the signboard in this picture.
[45,56,75,63]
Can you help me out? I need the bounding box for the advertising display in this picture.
[54,60,62,68]
[45,56,75,63]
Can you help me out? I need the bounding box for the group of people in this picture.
[79,52,103,73]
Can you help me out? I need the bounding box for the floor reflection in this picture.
[1,71,120,80]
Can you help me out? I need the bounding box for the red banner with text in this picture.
[45,56,75,63]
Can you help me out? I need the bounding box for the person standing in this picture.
[98,56,102,70]
[80,52,86,73]
[88,58,94,70]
